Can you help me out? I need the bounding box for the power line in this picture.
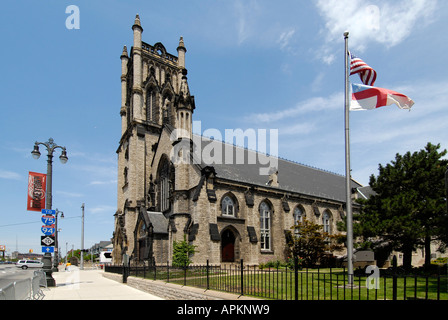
[0,216,81,228]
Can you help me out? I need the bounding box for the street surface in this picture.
[0,265,38,289]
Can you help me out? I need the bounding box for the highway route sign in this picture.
[41,226,55,235]
[41,235,55,246]
[41,209,56,215]
[41,215,56,225]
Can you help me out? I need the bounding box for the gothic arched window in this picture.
[259,201,272,251]
[293,206,304,225]
[123,167,128,186]
[146,87,157,123]
[221,194,237,217]
[158,158,171,212]
[162,93,173,125]
[293,205,304,235]
[323,210,332,234]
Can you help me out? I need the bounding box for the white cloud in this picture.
[311,72,325,92]
[314,0,438,58]
[89,205,116,215]
[234,0,261,45]
[246,92,343,123]
[55,190,83,198]
[89,179,117,186]
[279,122,316,136]
[0,170,21,180]
[278,28,296,50]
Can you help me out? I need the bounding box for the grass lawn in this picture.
[132,266,448,300]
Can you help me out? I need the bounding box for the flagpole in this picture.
[344,31,354,285]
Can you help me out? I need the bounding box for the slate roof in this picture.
[194,136,363,203]
[142,211,169,235]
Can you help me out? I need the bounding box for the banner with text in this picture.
[27,171,46,212]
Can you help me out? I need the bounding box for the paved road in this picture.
[0,265,38,289]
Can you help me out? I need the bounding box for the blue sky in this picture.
[1,0,447,255]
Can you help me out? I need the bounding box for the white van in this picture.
[15,260,44,269]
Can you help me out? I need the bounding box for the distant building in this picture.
[90,241,112,256]
[12,251,44,261]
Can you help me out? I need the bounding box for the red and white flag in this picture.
[351,83,414,111]
[350,53,377,86]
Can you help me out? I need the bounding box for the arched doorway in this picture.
[221,229,235,262]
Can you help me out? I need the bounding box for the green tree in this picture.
[286,218,343,268]
[172,235,196,268]
[357,142,448,270]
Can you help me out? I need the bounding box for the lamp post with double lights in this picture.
[31,138,68,209]
[31,138,68,286]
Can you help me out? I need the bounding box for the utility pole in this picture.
[81,203,85,270]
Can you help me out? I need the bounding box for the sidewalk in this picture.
[42,266,164,300]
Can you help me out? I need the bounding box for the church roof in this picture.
[194,136,363,202]
[142,211,169,235]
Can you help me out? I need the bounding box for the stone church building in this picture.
[111,15,364,266]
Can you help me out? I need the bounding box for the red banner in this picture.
[27,171,46,212]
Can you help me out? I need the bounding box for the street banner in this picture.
[27,171,46,212]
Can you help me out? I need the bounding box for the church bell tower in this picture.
[115,15,195,260]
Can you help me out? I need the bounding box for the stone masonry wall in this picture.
[103,272,259,300]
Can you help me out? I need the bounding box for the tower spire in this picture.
[132,14,143,31]
[132,14,143,121]
[120,45,129,135]
[177,36,187,69]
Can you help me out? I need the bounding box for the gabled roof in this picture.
[194,136,362,202]
[142,211,168,235]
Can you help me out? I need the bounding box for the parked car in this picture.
[15,260,44,269]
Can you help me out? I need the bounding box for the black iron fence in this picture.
[105,260,447,300]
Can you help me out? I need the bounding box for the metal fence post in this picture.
[392,255,397,300]
[294,255,298,300]
[240,259,244,296]
[206,260,210,290]
[167,261,170,283]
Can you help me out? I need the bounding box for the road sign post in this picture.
[41,209,56,215]
[42,246,54,253]
[41,215,56,225]
[41,225,55,236]
[41,235,55,247]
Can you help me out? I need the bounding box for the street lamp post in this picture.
[31,138,68,286]
[53,209,64,271]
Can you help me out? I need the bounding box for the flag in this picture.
[350,83,414,111]
[27,171,46,212]
[350,53,377,86]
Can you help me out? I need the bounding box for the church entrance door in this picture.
[221,229,235,262]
